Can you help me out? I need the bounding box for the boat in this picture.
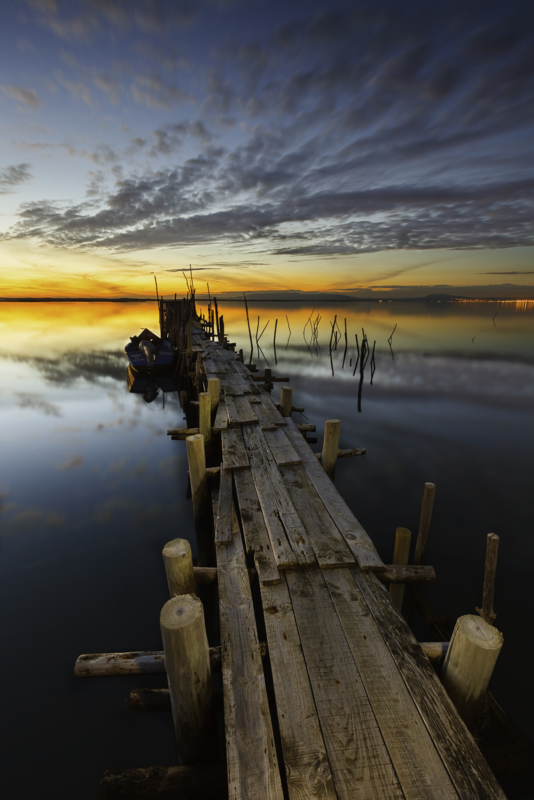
[124,329,177,372]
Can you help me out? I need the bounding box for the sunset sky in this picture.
[1,0,533,298]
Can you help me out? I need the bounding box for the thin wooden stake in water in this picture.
[405,482,436,625]
[243,292,253,354]
[285,314,291,350]
[476,533,499,626]
[389,527,412,612]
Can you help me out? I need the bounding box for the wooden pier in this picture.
[81,297,512,799]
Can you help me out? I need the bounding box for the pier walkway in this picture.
[189,321,505,800]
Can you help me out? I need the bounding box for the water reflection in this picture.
[127,365,179,406]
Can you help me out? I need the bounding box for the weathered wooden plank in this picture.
[233,469,281,585]
[215,467,233,545]
[284,418,384,571]
[213,401,228,432]
[238,427,298,570]
[225,396,240,427]
[259,575,337,800]
[243,424,316,567]
[286,569,404,800]
[260,394,287,425]
[217,506,285,800]
[280,463,356,569]
[250,401,277,430]
[262,426,301,466]
[221,428,249,471]
[323,568,458,799]
[234,395,258,425]
[352,569,508,800]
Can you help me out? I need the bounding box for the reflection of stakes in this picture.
[492,311,499,331]
[303,309,315,353]
[273,319,278,365]
[388,323,397,361]
[285,315,291,350]
[256,318,270,359]
[328,316,337,376]
[352,328,376,412]
[243,293,254,358]
[342,318,348,369]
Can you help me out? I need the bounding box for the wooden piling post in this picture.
[198,392,211,443]
[405,482,436,625]
[186,320,192,354]
[280,385,293,417]
[207,376,220,414]
[389,527,412,612]
[441,615,503,732]
[160,594,212,763]
[186,434,213,566]
[162,538,196,597]
[321,419,340,480]
[476,533,499,626]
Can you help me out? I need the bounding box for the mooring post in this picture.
[390,527,412,612]
[441,615,503,732]
[238,348,244,363]
[198,393,211,443]
[477,533,499,626]
[405,482,436,625]
[160,595,212,764]
[280,385,293,417]
[186,320,192,354]
[207,377,220,415]
[186,434,213,566]
[163,539,196,597]
[321,419,340,480]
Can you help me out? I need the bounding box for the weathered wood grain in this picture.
[285,568,404,800]
[260,394,287,425]
[262,426,302,466]
[280,463,356,569]
[352,569,508,800]
[233,469,281,585]
[213,401,228,432]
[251,401,277,430]
[217,505,285,800]
[260,575,337,800]
[284,418,384,570]
[225,395,241,427]
[234,395,259,424]
[323,568,458,799]
[215,467,233,545]
[221,427,249,470]
[243,424,316,567]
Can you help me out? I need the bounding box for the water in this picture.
[1,300,533,799]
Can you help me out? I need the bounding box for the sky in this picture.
[0,0,533,299]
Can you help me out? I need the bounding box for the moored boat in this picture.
[124,328,177,371]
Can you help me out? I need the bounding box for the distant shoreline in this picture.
[1,296,532,303]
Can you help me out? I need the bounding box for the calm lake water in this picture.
[1,300,533,799]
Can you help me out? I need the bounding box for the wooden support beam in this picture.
[160,594,212,764]
[162,539,196,597]
[168,427,198,438]
[372,564,436,584]
[128,686,224,714]
[389,527,412,612]
[297,423,316,432]
[315,447,366,460]
[252,374,290,383]
[441,614,503,731]
[291,405,305,413]
[186,434,214,567]
[406,482,437,624]
[97,765,227,800]
[476,533,499,626]
[321,419,340,480]
[207,376,220,413]
[198,392,211,443]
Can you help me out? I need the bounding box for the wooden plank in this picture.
[221,428,249,471]
[243,424,316,567]
[233,469,281,585]
[225,396,240,427]
[352,569,508,800]
[280,463,356,569]
[260,394,287,425]
[323,568,458,799]
[238,427,297,570]
[285,568,404,800]
[234,395,258,425]
[259,575,337,800]
[215,467,233,545]
[262,426,301,467]
[284,417,384,571]
[250,401,277,430]
[213,401,228,432]
[217,505,284,800]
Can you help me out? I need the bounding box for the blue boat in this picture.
[124,329,177,372]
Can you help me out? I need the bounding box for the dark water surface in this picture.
[1,301,533,799]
